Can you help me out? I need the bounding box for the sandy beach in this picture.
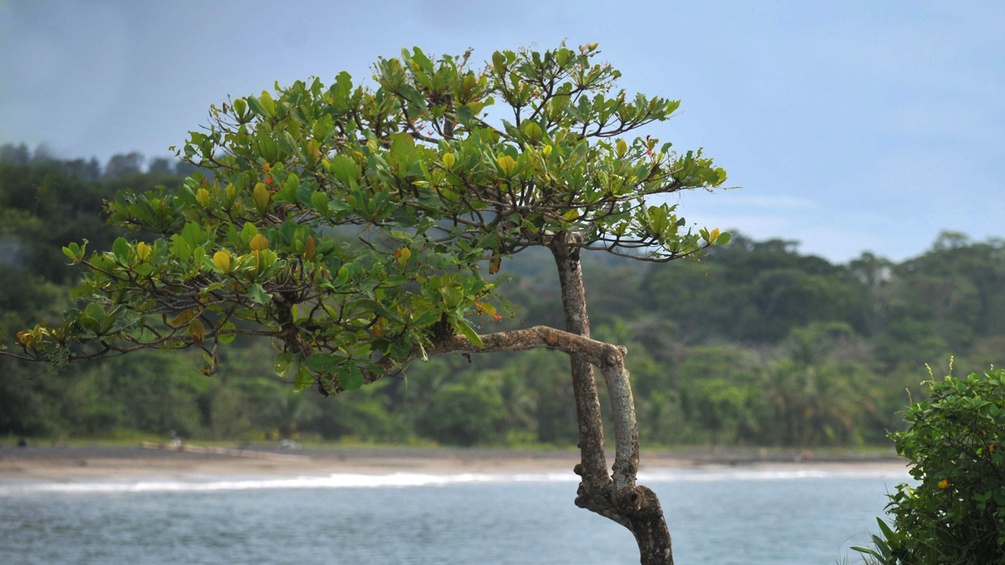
[0,444,909,482]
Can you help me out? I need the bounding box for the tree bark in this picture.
[550,232,675,565]
[549,233,611,493]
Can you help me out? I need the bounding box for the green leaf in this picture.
[240,221,260,242]
[310,191,330,213]
[193,246,207,269]
[246,95,266,117]
[248,283,272,305]
[390,132,415,153]
[274,352,296,377]
[79,302,106,334]
[232,97,247,117]
[62,242,81,263]
[340,365,365,391]
[522,121,543,142]
[455,318,483,348]
[83,302,106,324]
[491,51,506,74]
[411,309,442,328]
[258,90,276,117]
[328,154,360,184]
[112,237,130,263]
[216,321,237,344]
[297,181,314,207]
[293,367,314,391]
[457,104,474,126]
[304,352,339,373]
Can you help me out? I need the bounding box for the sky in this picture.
[1,0,1003,264]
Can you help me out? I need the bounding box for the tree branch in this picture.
[428,325,624,367]
[429,325,639,489]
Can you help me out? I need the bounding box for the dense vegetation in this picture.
[2,145,1003,447]
[855,369,1005,563]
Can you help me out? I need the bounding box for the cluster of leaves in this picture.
[857,369,1005,563]
[5,44,727,394]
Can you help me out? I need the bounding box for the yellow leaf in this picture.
[135,241,152,261]
[15,330,32,346]
[250,234,270,252]
[307,139,321,163]
[189,318,205,344]
[213,250,233,272]
[497,154,517,176]
[169,310,196,327]
[442,153,456,171]
[252,183,271,213]
[195,188,211,207]
[304,236,316,260]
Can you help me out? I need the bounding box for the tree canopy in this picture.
[5,44,727,393]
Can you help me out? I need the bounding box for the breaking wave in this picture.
[0,465,908,496]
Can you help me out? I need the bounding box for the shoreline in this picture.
[0,444,909,482]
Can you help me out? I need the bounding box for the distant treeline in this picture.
[2,145,1003,447]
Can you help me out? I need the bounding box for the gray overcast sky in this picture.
[1,0,1003,263]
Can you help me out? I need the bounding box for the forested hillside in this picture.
[3,145,1003,447]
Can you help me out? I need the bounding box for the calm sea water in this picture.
[0,466,908,564]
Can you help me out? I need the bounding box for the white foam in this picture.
[0,471,579,495]
[0,467,909,496]
[639,467,910,483]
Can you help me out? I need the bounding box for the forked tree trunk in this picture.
[550,233,674,565]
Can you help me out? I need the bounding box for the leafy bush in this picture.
[858,368,1005,563]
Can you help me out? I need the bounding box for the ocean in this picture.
[0,466,908,564]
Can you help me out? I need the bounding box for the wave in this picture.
[0,472,575,495]
[639,467,910,483]
[0,466,909,496]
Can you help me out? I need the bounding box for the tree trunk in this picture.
[550,233,675,565]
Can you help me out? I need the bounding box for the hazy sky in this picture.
[1,0,1002,263]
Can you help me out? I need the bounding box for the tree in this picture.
[1,44,728,564]
[676,344,761,444]
[104,151,145,178]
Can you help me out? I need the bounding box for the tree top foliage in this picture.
[4,44,728,393]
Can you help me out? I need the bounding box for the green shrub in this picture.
[859,368,1005,563]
